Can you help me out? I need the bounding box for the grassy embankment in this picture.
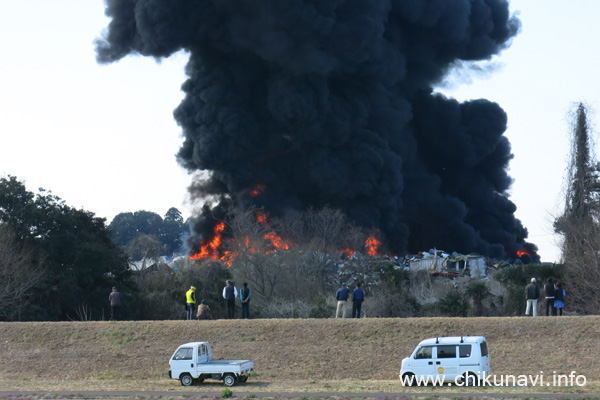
[0,316,598,394]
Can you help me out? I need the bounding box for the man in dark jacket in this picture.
[240,282,251,319]
[544,277,556,316]
[352,282,365,318]
[335,283,350,318]
[222,280,238,319]
[109,286,122,321]
[525,278,539,317]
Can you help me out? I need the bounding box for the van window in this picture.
[480,341,489,356]
[459,344,471,358]
[437,345,456,358]
[173,347,193,360]
[415,346,433,359]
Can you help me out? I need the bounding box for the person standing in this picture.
[108,286,122,321]
[222,280,238,319]
[525,278,539,316]
[544,277,556,316]
[186,286,197,320]
[335,283,350,318]
[554,281,566,316]
[352,282,365,318]
[240,282,251,319]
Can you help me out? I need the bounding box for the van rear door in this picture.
[478,340,490,373]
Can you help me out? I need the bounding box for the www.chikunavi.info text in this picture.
[401,371,587,387]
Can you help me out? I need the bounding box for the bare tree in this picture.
[554,103,600,314]
[0,225,46,319]
[126,234,163,263]
[555,219,600,314]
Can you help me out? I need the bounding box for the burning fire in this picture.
[249,184,266,197]
[255,210,291,253]
[365,236,381,257]
[256,210,268,224]
[190,222,226,260]
[342,248,355,259]
[190,213,384,264]
[517,249,531,258]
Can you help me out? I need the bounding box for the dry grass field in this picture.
[1,316,599,396]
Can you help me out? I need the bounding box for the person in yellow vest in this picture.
[186,286,197,320]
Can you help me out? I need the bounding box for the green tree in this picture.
[109,209,186,256]
[161,208,185,254]
[0,176,133,321]
[0,224,46,320]
[108,211,163,247]
[465,282,491,316]
[437,289,469,317]
[494,263,563,315]
[164,207,184,223]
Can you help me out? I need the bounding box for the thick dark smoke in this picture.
[96,0,539,260]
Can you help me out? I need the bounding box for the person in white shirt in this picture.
[222,279,238,319]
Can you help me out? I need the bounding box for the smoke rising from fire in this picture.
[96,0,538,260]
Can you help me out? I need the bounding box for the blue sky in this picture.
[2,1,598,262]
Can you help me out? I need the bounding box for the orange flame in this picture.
[517,249,531,258]
[249,184,266,197]
[256,210,268,224]
[255,210,291,253]
[190,222,225,260]
[264,231,290,253]
[365,236,381,257]
[342,248,355,259]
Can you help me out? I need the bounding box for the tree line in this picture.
[0,162,589,321]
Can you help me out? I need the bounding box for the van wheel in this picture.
[180,373,193,386]
[223,373,237,387]
[462,372,479,386]
[401,372,416,387]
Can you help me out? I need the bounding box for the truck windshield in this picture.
[173,347,193,360]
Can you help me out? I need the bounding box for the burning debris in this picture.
[96,0,539,262]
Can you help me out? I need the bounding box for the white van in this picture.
[400,336,490,386]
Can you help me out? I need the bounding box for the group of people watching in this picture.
[185,280,252,320]
[188,280,365,320]
[335,282,365,318]
[525,277,565,317]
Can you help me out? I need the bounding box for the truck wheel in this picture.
[401,372,416,387]
[223,373,237,387]
[180,373,193,386]
[239,376,248,383]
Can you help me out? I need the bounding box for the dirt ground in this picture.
[0,316,598,394]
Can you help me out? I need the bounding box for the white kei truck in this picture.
[168,341,254,387]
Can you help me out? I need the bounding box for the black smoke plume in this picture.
[96,0,539,260]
